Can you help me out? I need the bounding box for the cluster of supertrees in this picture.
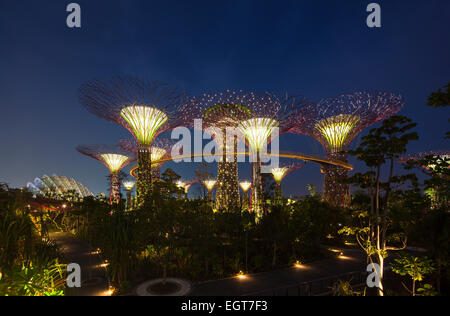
[76,75,404,218]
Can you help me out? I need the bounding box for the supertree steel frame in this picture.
[77,145,135,204]
[122,180,136,210]
[186,92,253,211]
[78,75,186,206]
[270,162,304,205]
[239,181,252,211]
[237,92,309,221]
[203,179,217,202]
[293,92,404,207]
[118,137,173,179]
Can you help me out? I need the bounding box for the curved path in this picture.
[49,232,110,296]
[188,248,366,296]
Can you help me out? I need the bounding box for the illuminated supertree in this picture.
[239,181,252,211]
[78,75,186,206]
[270,162,304,205]
[237,92,308,221]
[118,138,173,179]
[76,145,135,204]
[188,90,307,219]
[187,92,253,211]
[122,180,136,210]
[176,180,196,199]
[203,179,217,202]
[293,92,404,207]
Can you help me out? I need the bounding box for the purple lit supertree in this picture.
[186,90,309,219]
[270,162,305,205]
[78,75,186,206]
[76,145,135,204]
[118,137,174,179]
[293,92,404,207]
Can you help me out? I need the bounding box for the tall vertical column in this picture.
[110,172,120,204]
[323,153,350,208]
[137,146,152,206]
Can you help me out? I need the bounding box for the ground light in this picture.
[236,271,247,280]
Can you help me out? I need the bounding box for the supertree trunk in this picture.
[207,190,213,202]
[110,172,120,204]
[215,132,240,211]
[251,151,264,221]
[126,191,132,210]
[241,191,249,212]
[137,146,152,206]
[323,153,350,208]
[152,164,161,180]
[274,182,282,206]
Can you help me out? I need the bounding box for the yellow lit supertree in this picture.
[239,181,252,211]
[187,92,253,211]
[203,179,217,202]
[270,162,304,205]
[118,138,173,180]
[293,92,404,207]
[122,180,135,210]
[78,75,186,206]
[76,145,135,204]
[237,92,308,221]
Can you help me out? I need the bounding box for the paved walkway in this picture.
[49,232,110,296]
[189,248,366,296]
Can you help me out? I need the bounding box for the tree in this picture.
[391,253,435,296]
[427,81,450,138]
[339,115,418,296]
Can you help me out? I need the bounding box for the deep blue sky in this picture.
[0,0,449,197]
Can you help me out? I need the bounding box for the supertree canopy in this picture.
[270,162,304,205]
[188,90,308,219]
[293,92,404,208]
[78,75,186,206]
[77,145,135,204]
[118,138,172,179]
[237,92,308,221]
[203,179,217,201]
[187,92,254,211]
[122,180,135,210]
[27,174,93,201]
[239,181,252,211]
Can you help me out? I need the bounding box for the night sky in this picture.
[0,0,449,197]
